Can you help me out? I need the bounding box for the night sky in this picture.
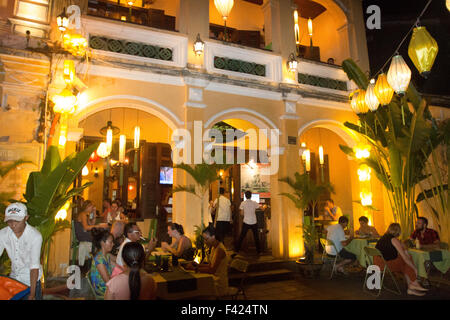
[362,0,450,97]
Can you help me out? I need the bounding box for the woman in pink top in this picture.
[105,242,156,300]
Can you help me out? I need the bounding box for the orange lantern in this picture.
[374,73,394,106]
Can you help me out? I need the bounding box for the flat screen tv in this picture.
[159,167,173,184]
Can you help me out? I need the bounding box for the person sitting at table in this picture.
[184,226,229,297]
[375,223,428,296]
[325,216,356,274]
[110,221,125,257]
[89,228,115,297]
[101,199,112,221]
[161,223,193,259]
[323,199,342,221]
[105,200,127,225]
[105,242,156,300]
[409,217,440,249]
[355,216,379,238]
[111,222,156,278]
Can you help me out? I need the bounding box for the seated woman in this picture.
[355,216,379,238]
[105,242,156,300]
[89,228,115,297]
[184,226,229,297]
[375,223,428,296]
[161,223,193,259]
[105,200,127,225]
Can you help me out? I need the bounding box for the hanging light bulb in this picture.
[134,126,140,149]
[360,191,373,206]
[387,54,411,95]
[319,146,324,165]
[294,10,300,45]
[307,18,313,46]
[408,26,438,78]
[56,8,69,32]
[55,201,70,221]
[365,79,380,112]
[354,144,371,159]
[63,60,75,85]
[82,165,89,176]
[119,134,126,163]
[374,73,394,105]
[304,149,311,172]
[97,142,109,158]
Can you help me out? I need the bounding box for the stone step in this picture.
[229,268,295,286]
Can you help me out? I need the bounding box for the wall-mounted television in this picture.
[159,167,173,184]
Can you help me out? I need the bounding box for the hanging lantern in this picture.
[56,8,69,32]
[287,53,298,73]
[357,164,372,182]
[58,122,68,148]
[119,134,126,163]
[97,142,109,158]
[193,33,205,56]
[387,54,411,95]
[294,10,300,45]
[408,26,438,78]
[63,60,75,85]
[134,126,140,149]
[88,151,100,163]
[374,73,394,106]
[365,79,380,112]
[355,89,369,114]
[82,165,89,176]
[52,87,77,114]
[55,201,70,221]
[106,127,113,154]
[354,144,371,159]
[350,90,360,113]
[214,0,234,21]
[318,146,324,165]
[304,149,311,172]
[360,191,373,206]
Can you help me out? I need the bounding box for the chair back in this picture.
[230,259,249,273]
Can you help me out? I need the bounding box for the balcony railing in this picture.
[87,0,176,32]
[209,23,268,51]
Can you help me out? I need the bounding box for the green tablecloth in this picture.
[408,249,450,279]
[344,238,378,267]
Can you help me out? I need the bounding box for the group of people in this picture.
[325,215,442,296]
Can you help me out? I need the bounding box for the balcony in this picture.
[87,0,176,32]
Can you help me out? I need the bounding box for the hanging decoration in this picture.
[52,87,77,114]
[365,79,380,112]
[294,10,300,46]
[374,73,394,106]
[119,134,126,187]
[214,0,234,41]
[307,18,313,47]
[387,54,411,95]
[82,165,89,176]
[355,89,369,114]
[97,142,109,158]
[408,26,438,78]
[88,151,100,163]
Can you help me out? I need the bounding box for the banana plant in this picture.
[340,59,448,240]
[279,172,335,263]
[23,143,99,278]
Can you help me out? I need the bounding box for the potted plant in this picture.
[279,172,334,278]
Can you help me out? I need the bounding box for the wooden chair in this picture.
[222,259,250,300]
[362,246,401,297]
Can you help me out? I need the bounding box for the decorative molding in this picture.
[213,56,266,77]
[204,40,282,83]
[280,114,299,120]
[188,87,203,102]
[285,101,296,114]
[205,81,282,101]
[297,95,351,111]
[184,102,206,109]
[298,73,348,91]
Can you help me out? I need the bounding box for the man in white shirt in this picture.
[235,191,261,255]
[0,203,43,299]
[213,188,232,242]
[325,216,356,274]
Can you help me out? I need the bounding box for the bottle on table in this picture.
[415,239,421,250]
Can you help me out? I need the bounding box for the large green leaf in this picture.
[342,59,369,89]
[24,172,43,202]
[41,146,61,177]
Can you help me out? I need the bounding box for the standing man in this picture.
[213,188,232,243]
[323,199,342,221]
[0,203,43,300]
[235,191,261,256]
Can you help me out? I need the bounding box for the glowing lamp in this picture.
[121,16,127,21]
[307,18,313,37]
[52,87,76,114]
[214,0,234,21]
[374,73,394,106]
[55,201,70,221]
[134,126,140,149]
[408,26,438,78]
[287,53,298,73]
[193,33,205,56]
[304,149,311,172]
[360,191,373,206]
[294,10,300,45]
[63,60,75,85]
[447,0,450,11]
[88,151,100,163]
[319,146,324,165]
[106,126,113,154]
[354,144,371,159]
[350,90,368,114]
[82,165,89,176]
[365,79,380,112]
[97,142,109,158]
[119,134,126,163]
[387,54,411,95]
[357,164,372,182]
[56,9,69,32]
[63,33,87,57]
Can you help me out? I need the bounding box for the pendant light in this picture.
[387,54,411,95]
[356,89,369,114]
[119,134,126,163]
[304,149,311,172]
[307,18,313,46]
[350,90,359,113]
[97,142,109,158]
[294,10,300,46]
[365,79,380,111]
[408,26,438,78]
[374,73,394,105]
[318,145,324,165]
[214,0,234,41]
[106,126,113,154]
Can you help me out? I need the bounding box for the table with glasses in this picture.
[145,248,216,300]
[407,248,450,279]
[344,237,379,267]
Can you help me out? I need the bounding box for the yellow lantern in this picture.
[360,191,373,206]
[134,126,140,149]
[52,87,76,114]
[294,10,300,45]
[287,53,298,73]
[119,134,126,163]
[387,54,411,95]
[374,73,394,106]
[357,164,371,182]
[365,79,380,112]
[355,89,368,114]
[408,26,438,78]
[354,144,371,159]
[307,18,313,46]
[304,149,311,172]
[447,0,450,11]
[318,145,324,165]
[193,33,205,56]
[63,60,75,85]
[82,165,89,176]
[350,90,359,113]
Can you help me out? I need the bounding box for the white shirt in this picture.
[107,212,122,224]
[213,195,232,222]
[116,238,131,267]
[0,223,43,286]
[326,224,346,255]
[239,199,260,225]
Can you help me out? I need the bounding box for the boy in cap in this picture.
[0,203,43,299]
